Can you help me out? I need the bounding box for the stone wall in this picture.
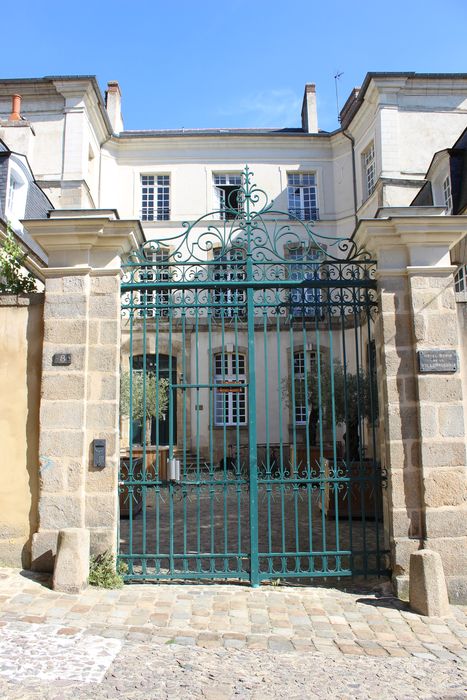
[25,216,142,574]
[358,218,467,604]
[32,272,120,571]
[0,294,43,566]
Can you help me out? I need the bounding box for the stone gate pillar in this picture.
[356,217,467,602]
[25,214,143,571]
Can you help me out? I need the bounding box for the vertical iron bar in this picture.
[244,168,259,587]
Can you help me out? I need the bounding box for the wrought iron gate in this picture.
[119,167,388,584]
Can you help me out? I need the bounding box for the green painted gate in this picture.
[119,167,388,584]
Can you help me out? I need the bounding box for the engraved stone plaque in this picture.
[418,350,458,373]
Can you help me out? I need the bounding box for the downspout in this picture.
[98,133,112,209]
[342,129,358,232]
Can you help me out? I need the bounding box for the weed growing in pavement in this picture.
[88,551,128,589]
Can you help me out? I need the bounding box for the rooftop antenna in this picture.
[334,71,344,124]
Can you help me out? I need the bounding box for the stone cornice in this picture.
[23,217,144,270]
[355,215,467,270]
[355,215,467,252]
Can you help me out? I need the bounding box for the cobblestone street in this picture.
[0,567,466,698]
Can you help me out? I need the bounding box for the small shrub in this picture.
[0,231,37,294]
[88,551,128,589]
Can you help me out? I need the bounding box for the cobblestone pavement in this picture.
[0,567,466,698]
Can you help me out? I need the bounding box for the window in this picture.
[214,352,247,426]
[293,350,316,425]
[141,175,170,221]
[140,247,170,318]
[287,243,322,317]
[287,173,318,221]
[455,264,467,296]
[213,173,243,220]
[212,247,246,319]
[443,175,453,213]
[5,158,29,230]
[6,175,22,214]
[362,142,376,198]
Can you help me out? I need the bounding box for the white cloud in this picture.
[217,89,301,128]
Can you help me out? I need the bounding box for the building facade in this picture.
[0,72,466,598]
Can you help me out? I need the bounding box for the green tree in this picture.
[0,231,36,294]
[120,370,169,427]
[285,358,375,448]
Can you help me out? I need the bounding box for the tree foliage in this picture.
[0,231,36,294]
[286,358,374,428]
[120,370,169,423]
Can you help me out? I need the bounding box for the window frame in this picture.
[362,142,376,200]
[141,174,170,222]
[139,246,171,318]
[443,175,453,213]
[292,349,316,425]
[211,246,247,320]
[214,351,247,427]
[287,172,319,221]
[5,157,29,230]
[286,242,323,318]
[213,173,243,220]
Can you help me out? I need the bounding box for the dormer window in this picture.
[5,157,29,230]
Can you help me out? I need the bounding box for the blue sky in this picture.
[2,0,467,132]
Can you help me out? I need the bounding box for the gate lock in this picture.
[167,458,181,483]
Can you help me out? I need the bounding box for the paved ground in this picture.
[0,567,466,698]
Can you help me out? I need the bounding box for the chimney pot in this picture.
[9,94,21,121]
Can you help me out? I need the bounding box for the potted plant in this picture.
[284,358,379,518]
[119,370,169,516]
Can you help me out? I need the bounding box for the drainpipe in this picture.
[342,128,358,232]
[98,133,112,208]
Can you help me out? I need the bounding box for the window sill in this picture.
[213,425,248,431]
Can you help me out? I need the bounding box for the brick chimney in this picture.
[105,81,123,133]
[301,84,318,133]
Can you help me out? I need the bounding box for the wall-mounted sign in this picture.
[52,353,72,366]
[218,382,244,394]
[418,350,458,373]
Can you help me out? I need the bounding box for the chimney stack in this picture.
[105,81,123,133]
[8,94,22,121]
[301,84,318,133]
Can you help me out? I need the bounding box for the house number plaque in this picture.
[52,352,72,366]
[418,350,458,373]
